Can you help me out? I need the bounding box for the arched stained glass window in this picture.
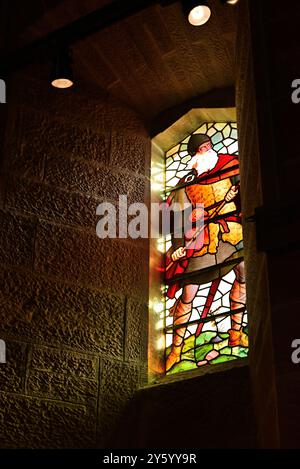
[150,119,248,378]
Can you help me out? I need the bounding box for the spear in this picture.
[165,183,240,337]
[165,183,240,273]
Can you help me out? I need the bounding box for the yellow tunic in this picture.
[185,179,243,257]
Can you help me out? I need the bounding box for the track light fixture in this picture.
[220,0,240,4]
[182,1,211,26]
[51,48,74,89]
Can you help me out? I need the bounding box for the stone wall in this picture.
[236,0,300,448]
[235,0,279,448]
[249,0,300,448]
[0,73,150,448]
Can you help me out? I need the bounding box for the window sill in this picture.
[145,357,249,389]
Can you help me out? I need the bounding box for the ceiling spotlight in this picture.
[183,1,211,27]
[221,0,239,4]
[51,48,74,89]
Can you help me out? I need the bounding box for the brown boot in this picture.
[166,346,182,371]
[166,299,192,372]
[228,328,248,347]
[240,328,249,347]
[169,298,180,317]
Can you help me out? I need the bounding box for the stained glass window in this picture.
[162,122,248,375]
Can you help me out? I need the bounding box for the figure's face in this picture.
[190,140,218,174]
[196,141,212,155]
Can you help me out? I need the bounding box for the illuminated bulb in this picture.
[226,0,239,4]
[51,78,73,89]
[51,48,74,89]
[188,4,211,26]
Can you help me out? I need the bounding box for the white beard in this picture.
[188,149,219,176]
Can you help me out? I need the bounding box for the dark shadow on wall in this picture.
[108,365,257,448]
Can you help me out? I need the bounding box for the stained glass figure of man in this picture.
[165,134,248,372]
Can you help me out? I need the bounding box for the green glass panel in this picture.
[223,124,231,138]
[213,142,223,152]
[219,346,232,355]
[230,128,238,139]
[167,360,198,375]
[231,346,248,358]
[211,131,223,145]
[194,343,214,362]
[181,155,192,163]
[210,355,237,364]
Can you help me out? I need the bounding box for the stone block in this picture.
[0,340,27,393]
[27,371,98,405]
[27,346,99,405]
[30,346,98,379]
[0,268,125,357]
[112,241,149,298]
[0,211,35,269]
[125,299,148,362]
[0,391,96,448]
[98,359,139,445]
[4,109,46,181]
[46,122,110,165]
[44,155,147,205]
[6,176,102,231]
[34,221,149,297]
[34,222,113,289]
[110,131,149,175]
[19,110,109,165]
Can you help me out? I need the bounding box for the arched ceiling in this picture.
[3,0,238,121]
